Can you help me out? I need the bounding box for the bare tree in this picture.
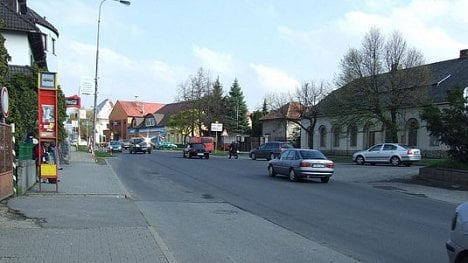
[329,28,430,142]
[267,81,329,148]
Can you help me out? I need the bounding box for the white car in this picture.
[352,143,421,166]
[447,201,468,263]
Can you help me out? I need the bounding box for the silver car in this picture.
[446,201,468,263]
[267,149,334,183]
[352,143,421,166]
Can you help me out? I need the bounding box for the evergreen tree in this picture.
[224,79,250,135]
[204,76,226,130]
[250,99,269,137]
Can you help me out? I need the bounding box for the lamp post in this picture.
[92,0,130,155]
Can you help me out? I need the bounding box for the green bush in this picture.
[422,159,468,170]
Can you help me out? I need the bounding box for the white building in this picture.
[301,49,468,158]
[1,0,59,73]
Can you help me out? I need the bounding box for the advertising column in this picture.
[37,72,59,192]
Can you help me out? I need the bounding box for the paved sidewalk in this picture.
[0,149,168,263]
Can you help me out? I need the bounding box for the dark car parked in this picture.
[128,137,151,154]
[249,141,293,160]
[183,143,209,159]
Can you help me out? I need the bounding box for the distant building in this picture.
[260,102,301,143]
[95,99,113,143]
[108,100,165,140]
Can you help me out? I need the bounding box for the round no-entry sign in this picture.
[1,87,8,118]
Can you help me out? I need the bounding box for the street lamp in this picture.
[92,0,130,155]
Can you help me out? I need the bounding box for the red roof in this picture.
[118,100,165,117]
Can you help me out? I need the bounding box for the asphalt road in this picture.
[110,150,456,263]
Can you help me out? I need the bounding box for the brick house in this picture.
[107,100,165,141]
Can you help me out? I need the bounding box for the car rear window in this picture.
[281,144,293,149]
[300,150,326,160]
[192,144,205,149]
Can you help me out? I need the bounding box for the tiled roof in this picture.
[118,100,165,117]
[154,101,192,127]
[0,3,37,32]
[260,102,302,121]
[319,52,468,112]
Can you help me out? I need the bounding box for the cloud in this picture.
[249,64,300,93]
[192,46,235,75]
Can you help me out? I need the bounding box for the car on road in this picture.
[107,140,122,152]
[183,143,209,159]
[268,148,334,183]
[157,141,178,150]
[249,141,293,160]
[352,143,421,166]
[128,137,151,154]
[121,139,131,150]
[447,201,468,263]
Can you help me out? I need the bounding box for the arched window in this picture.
[406,119,419,147]
[319,125,327,148]
[348,124,357,147]
[332,126,341,147]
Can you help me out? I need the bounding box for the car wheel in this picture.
[268,165,276,177]
[147,150,151,154]
[390,156,401,166]
[205,154,209,159]
[183,153,186,158]
[289,169,297,182]
[321,177,330,183]
[355,155,364,165]
[251,153,256,160]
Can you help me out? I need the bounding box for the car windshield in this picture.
[110,141,119,145]
[300,150,326,160]
[133,138,144,144]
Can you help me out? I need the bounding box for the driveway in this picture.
[333,163,467,205]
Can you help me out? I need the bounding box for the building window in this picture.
[145,117,155,127]
[348,124,357,147]
[333,126,340,147]
[42,34,48,51]
[407,119,419,147]
[319,125,327,148]
[52,38,56,55]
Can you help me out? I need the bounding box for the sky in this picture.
[28,0,468,111]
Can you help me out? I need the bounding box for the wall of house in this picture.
[109,103,130,140]
[96,100,113,143]
[36,24,59,72]
[3,32,31,66]
[262,120,287,141]
[301,107,449,158]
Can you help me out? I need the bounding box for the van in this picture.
[189,137,214,152]
[249,141,293,160]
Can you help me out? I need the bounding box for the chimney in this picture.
[460,49,468,59]
[18,0,27,15]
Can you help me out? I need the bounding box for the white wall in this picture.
[36,24,58,73]
[3,32,31,66]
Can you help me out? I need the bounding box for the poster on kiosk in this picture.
[37,72,59,192]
